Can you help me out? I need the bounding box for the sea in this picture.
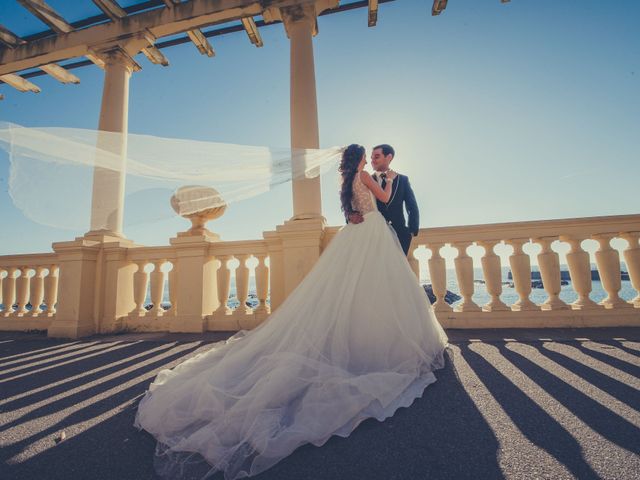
[149,264,636,310]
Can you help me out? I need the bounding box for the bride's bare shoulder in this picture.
[358,170,373,183]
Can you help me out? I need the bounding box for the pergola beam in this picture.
[0,73,41,93]
[368,0,378,27]
[92,0,128,21]
[241,17,263,47]
[1,0,269,75]
[16,0,73,34]
[0,24,27,48]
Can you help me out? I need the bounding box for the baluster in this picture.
[29,266,46,316]
[0,268,4,312]
[254,253,270,314]
[560,236,598,309]
[534,236,568,310]
[16,267,31,316]
[506,238,538,311]
[235,254,252,315]
[426,243,452,312]
[2,267,17,317]
[621,232,640,307]
[149,260,166,316]
[408,244,420,280]
[593,233,632,309]
[452,241,481,312]
[168,264,177,314]
[478,240,509,312]
[214,255,232,316]
[44,265,59,315]
[133,261,149,315]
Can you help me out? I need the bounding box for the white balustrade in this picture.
[0,214,638,335]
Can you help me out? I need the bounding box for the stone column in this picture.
[86,48,140,240]
[283,4,322,220]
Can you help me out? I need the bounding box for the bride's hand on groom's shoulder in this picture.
[386,170,398,181]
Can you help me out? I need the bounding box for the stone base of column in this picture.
[169,314,206,333]
[83,229,128,243]
[48,321,98,339]
[168,234,220,333]
[48,238,101,339]
[274,216,326,299]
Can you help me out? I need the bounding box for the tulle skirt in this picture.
[133,210,448,479]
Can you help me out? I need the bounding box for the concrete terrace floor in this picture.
[0,328,639,480]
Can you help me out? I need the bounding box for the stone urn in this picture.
[170,185,226,238]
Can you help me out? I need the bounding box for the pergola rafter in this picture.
[368,0,378,27]
[241,16,263,47]
[0,73,41,92]
[16,0,74,34]
[0,23,79,91]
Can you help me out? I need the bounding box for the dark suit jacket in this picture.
[346,173,419,255]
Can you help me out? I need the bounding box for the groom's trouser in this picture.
[392,225,412,256]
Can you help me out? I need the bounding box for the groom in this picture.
[348,144,419,255]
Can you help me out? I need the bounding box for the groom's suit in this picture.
[372,172,419,255]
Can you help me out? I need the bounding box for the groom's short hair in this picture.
[374,144,395,159]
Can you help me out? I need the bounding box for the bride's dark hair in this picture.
[339,144,365,217]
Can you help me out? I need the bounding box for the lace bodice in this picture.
[351,173,376,215]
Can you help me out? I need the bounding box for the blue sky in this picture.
[0,0,638,256]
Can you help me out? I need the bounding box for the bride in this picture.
[134,144,449,479]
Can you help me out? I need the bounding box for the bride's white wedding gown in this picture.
[134,173,448,479]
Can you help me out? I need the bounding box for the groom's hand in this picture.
[348,212,364,224]
[411,230,419,237]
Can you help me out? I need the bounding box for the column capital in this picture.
[280,2,317,37]
[93,47,141,73]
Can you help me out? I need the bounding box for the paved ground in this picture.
[0,328,639,480]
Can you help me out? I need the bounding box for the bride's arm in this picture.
[359,171,393,203]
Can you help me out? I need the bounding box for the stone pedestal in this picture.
[47,238,101,338]
[168,234,220,332]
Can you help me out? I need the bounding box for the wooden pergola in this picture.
[0,0,390,94]
[0,0,512,96]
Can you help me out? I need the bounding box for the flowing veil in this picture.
[0,122,345,231]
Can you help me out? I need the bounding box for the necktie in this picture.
[380,174,387,190]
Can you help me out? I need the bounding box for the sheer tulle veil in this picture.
[0,121,345,230]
